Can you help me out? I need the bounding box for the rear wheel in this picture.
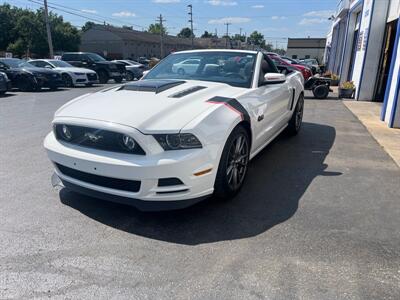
[287,93,304,135]
[62,73,74,87]
[214,125,250,199]
[98,70,109,84]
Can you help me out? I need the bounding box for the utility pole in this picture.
[224,22,231,48]
[156,14,165,58]
[187,4,194,49]
[215,28,217,37]
[43,0,54,58]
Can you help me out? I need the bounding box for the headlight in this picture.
[74,72,85,76]
[121,134,136,150]
[153,133,202,150]
[55,124,73,141]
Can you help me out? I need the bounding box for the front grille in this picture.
[54,124,145,155]
[87,73,97,81]
[56,163,140,192]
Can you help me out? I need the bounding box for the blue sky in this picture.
[8,0,338,48]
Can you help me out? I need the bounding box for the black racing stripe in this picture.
[207,96,250,123]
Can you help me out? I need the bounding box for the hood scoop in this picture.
[119,79,186,94]
[169,86,207,98]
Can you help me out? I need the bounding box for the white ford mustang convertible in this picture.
[45,50,304,211]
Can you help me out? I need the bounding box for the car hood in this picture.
[55,67,96,73]
[54,79,244,133]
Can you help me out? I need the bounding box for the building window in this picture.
[292,55,298,59]
[305,55,310,59]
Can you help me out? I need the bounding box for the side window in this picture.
[305,55,310,59]
[292,55,297,59]
[34,61,47,68]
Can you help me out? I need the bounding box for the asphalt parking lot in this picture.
[1,86,399,299]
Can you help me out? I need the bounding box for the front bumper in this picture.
[44,124,217,210]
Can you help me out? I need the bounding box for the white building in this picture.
[325,0,400,128]
[286,38,326,63]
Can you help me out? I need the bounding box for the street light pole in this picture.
[157,14,165,58]
[43,0,54,58]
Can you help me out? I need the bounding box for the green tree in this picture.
[0,4,80,57]
[177,27,193,38]
[247,31,265,47]
[147,23,167,35]
[201,31,214,38]
[82,21,96,32]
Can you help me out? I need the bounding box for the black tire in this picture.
[19,78,35,92]
[214,125,250,199]
[98,70,109,84]
[85,83,93,87]
[62,73,74,87]
[126,72,134,81]
[312,85,329,99]
[114,76,123,83]
[287,93,304,135]
[49,85,58,91]
[177,68,185,76]
[0,90,5,95]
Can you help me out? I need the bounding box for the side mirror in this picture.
[264,73,286,84]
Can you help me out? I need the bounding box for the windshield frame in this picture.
[145,51,257,88]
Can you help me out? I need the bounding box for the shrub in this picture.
[341,81,355,90]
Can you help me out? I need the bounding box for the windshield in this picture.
[145,51,256,88]
[49,60,73,67]
[86,53,106,62]
[0,58,35,68]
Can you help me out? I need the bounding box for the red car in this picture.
[267,54,313,81]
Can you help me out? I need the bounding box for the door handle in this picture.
[257,114,264,122]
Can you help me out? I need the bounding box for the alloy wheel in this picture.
[226,134,249,191]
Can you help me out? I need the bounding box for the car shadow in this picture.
[60,122,339,245]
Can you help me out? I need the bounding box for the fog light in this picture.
[122,135,135,150]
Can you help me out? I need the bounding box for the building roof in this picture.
[86,25,200,47]
[287,38,327,49]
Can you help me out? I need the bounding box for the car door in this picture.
[250,55,291,150]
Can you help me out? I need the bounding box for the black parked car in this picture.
[0,71,11,95]
[61,52,125,84]
[0,58,63,91]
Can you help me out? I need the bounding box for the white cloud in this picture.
[251,5,264,8]
[271,16,287,20]
[81,9,97,14]
[303,10,335,18]
[152,0,181,3]
[206,1,238,6]
[208,17,250,24]
[299,18,329,25]
[112,11,136,17]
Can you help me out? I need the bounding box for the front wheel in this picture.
[287,93,304,135]
[62,73,74,87]
[126,72,134,81]
[214,125,250,199]
[98,70,109,84]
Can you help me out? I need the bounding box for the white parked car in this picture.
[112,60,145,81]
[28,59,98,87]
[172,58,200,75]
[44,50,304,211]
